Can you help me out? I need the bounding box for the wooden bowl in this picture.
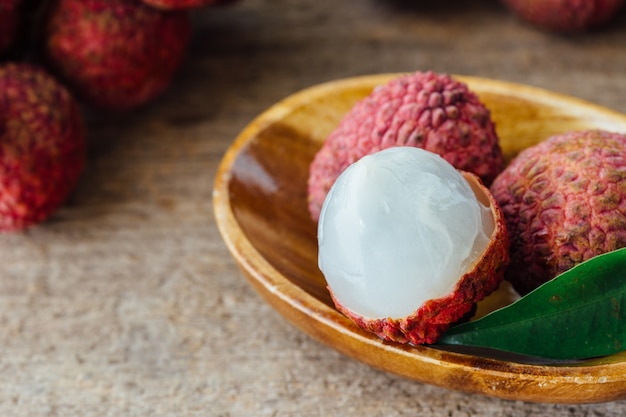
[213,74,626,404]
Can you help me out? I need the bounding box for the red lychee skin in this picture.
[0,63,86,232]
[0,0,22,54]
[45,0,191,111]
[141,0,238,10]
[502,0,625,32]
[331,172,510,345]
[490,130,626,295]
[307,71,504,222]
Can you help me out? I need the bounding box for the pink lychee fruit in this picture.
[490,129,626,295]
[44,0,192,111]
[307,71,504,222]
[501,0,625,32]
[318,147,509,345]
[0,63,86,231]
[0,0,22,54]
[141,0,238,10]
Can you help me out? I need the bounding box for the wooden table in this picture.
[2,0,626,415]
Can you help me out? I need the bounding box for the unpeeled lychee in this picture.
[318,147,509,345]
[44,0,191,111]
[307,71,504,222]
[0,0,22,54]
[0,63,86,231]
[501,0,625,32]
[490,130,626,294]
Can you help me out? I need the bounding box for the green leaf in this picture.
[436,247,626,360]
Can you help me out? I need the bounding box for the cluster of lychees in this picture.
[311,71,626,345]
[0,0,235,232]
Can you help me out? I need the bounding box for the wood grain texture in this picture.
[3,0,626,415]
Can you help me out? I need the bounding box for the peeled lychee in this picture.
[141,0,237,10]
[0,63,86,231]
[44,0,191,111]
[307,71,504,222]
[0,0,22,54]
[318,147,509,345]
[490,130,626,294]
[501,0,625,32]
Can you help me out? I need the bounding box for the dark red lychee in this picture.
[490,130,626,294]
[501,0,625,32]
[0,63,86,231]
[307,71,504,222]
[45,0,192,111]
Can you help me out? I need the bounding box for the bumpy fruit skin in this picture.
[307,71,504,221]
[490,130,626,294]
[331,172,510,345]
[0,63,86,231]
[0,0,22,54]
[502,0,625,32]
[141,0,237,10]
[45,0,191,111]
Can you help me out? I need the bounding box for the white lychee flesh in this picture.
[318,147,495,319]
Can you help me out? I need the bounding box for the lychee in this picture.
[0,63,86,231]
[490,129,626,295]
[0,0,22,54]
[141,0,237,10]
[307,71,504,222]
[318,147,509,345]
[44,0,191,111]
[501,0,625,32]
